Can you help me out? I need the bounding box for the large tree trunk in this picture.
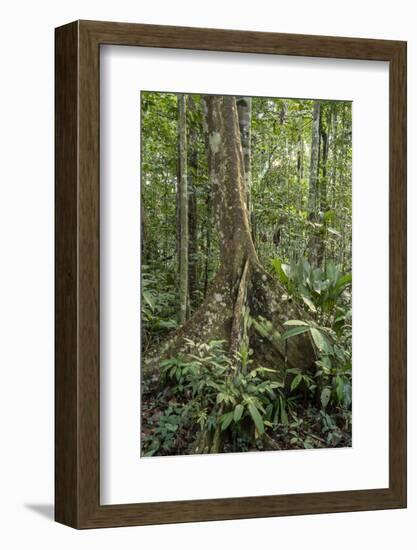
[144,96,315,379]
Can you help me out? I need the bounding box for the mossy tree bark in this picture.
[144,96,315,380]
[236,96,252,211]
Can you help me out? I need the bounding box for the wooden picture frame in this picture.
[55,20,407,528]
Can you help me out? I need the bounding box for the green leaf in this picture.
[290,373,302,391]
[310,328,330,353]
[251,317,269,338]
[323,210,335,223]
[256,367,277,374]
[284,320,310,326]
[335,376,344,402]
[269,381,284,389]
[220,412,234,431]
[143,447,158,457]
[234,404,244,422]
[273,400,280,424]
[334,273,352,293]
[281,326,310,340]
[280,397,289,426]
[248,403,264,435]
[301,295,317,312]
[216,393,224,404]
[271,258,289,285]
[321,387,331,409]
[252,317,281,344]
[142,290,155,311]
[327,227,342,237]
[158,319,178,329]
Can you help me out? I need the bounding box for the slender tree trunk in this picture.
[296,115,304,221]
[141,200,147,262]
[317,104,331,266]
[327,104,338,259]
[308,101,320,214]
[201,102,213,298]
[203,188,212,298]
[338,104,350,270]
[307,100,321,267]
[320,106,330,207]
[297,121,303,185]
[341,103,352,271]
[187,96,198,312]
[177,94,188,324]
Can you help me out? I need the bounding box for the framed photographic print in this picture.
[55,20,407,528]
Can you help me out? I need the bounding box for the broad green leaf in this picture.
[234,404,244,422]
[248,403,264,435]
[286,368,301,374]
[334,273,352,293]
[281,326,310,340]
[290,373,303,391]
[335,376,344,402]
[142,290,156,311]
[284,320,310,326]
[315,356,331,372]
[310,328,330,353]
[216,393,224,404]
[220,411,234,431]
[325,261,338,282]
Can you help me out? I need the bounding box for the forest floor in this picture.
[141,384,352,457]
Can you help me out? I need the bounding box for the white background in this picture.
[101,47,389,504]
[0,0,415,548]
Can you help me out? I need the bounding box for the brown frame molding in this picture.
[55,20,407,529]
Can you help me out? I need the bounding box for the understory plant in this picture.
[142,264,178,352]
[270,257,352,410]
[142,324,351,456]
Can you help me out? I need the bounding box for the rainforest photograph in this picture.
[140,91,352,457]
